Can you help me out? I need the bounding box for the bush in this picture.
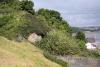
[75,31,86,42]
[77,40,86,50]
[37,30,80,55]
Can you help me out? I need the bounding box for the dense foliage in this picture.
[20,0,34,10]
[0,0,48,39]
[37,9,62,21]
[0,0,99,61]
[0,11,49,39]
[20,0,35,14]
[37,30,80,55]
[0,0,21,9]
[37,8,72,34]
[75,31,86,42]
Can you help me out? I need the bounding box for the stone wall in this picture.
[57,56,100,67]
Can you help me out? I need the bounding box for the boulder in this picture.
[28,33,42,43]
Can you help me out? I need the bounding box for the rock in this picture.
[28,33,42,43]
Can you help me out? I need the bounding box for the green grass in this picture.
[0,36,61,67]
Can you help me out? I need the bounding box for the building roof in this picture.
[86,38,95,43]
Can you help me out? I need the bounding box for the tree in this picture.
[37,8,72,34]
[75,31,86,42]
[49,10,62,21]
[37,8,62,21]
[20,0,34,10]
[20,0,35,14]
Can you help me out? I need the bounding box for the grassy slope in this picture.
[0,36,61,67]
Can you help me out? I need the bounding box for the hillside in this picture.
[0,10,48,39]
[0,36,61,67]
[0,1,100,67]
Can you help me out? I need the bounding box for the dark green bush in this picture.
[75,31,86,42]
[20,0,35,14]
[20,0,34,11]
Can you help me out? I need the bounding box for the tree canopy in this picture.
[37,8,72,34]
[20,0,34,11]
[75,31,86,42]
[37,8,62,21]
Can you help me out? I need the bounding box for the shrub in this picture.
[77,40,86,50]
[75,31,86,42]
[37,30,80,55]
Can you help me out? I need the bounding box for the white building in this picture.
[85,43,96,50]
